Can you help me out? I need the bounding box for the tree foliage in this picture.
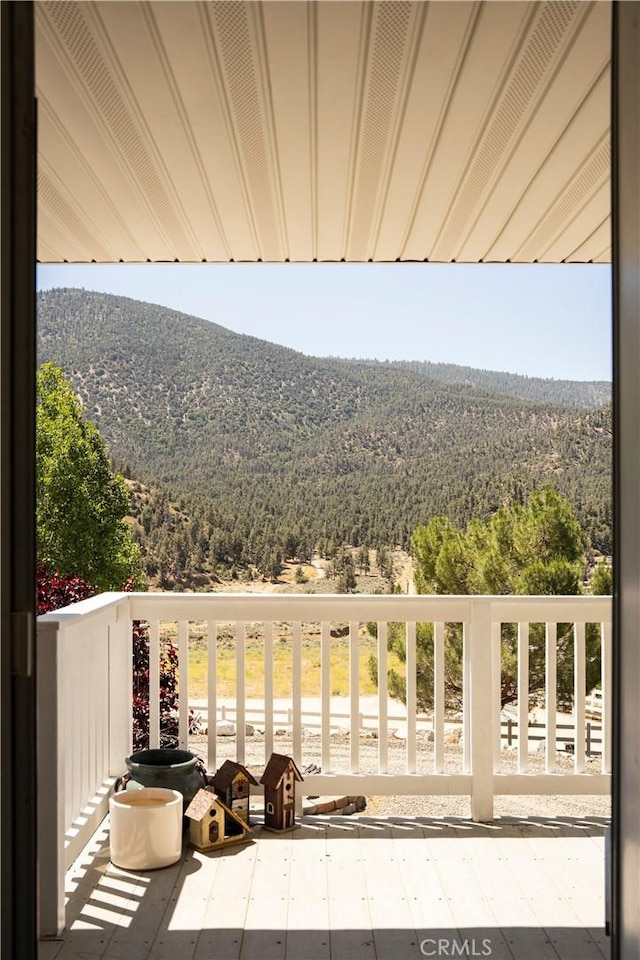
[371,490,600,711]
[36,362,144,591]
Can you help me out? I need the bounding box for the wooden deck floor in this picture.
[39,814,609,960]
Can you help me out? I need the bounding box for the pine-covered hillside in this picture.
[37,288,612,558]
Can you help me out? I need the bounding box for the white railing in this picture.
[37,591,612,936]
[37,592,132,937]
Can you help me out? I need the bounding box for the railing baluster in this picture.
[264,621,274,762]
[463,623,471,773]
[149,620,160,749]
[433,621,445,773]
[349,620,359,773]
[63,630,73,829]
[602,620,612,774]
[545,622,557,773]
[406,621,417,774]
[321,621,331,773]
[109,615,132,774]
[97,627,108,785]
[574,622,586,773]
[178,620,189,749]
[377,621,388,774]
[92,626,103,795]
[491,619,501,769]
[518,622,529,772]
[80,629,90,817]
[236,621,245,765]
[207,620,217,773]
[292,621,302,768]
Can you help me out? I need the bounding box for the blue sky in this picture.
[37,262,612,381]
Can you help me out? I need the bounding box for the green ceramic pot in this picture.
[124,749,205,807]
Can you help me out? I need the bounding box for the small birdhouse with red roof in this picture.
[260,753,304,832]
[210,759,258,835]
[185,787,252,852]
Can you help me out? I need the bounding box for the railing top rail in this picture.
[128,592,474,621]
[38,591,130,627]
[37,590,612,626]
[490,596,611,622]
[126,591,611,623]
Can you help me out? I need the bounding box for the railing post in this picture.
[36,620,66,937]
[469,599,494,821]
[108,605,132,776]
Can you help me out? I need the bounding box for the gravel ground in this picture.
[189,729,610,821]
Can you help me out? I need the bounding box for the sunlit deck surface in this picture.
[39,814,608,960]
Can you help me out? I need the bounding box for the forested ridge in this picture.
[37,288,612,576]
[374,359,610,408]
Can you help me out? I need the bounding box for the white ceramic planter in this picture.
[109,787,182,870]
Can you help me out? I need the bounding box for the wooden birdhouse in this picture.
[184,787,252,852]
[209,759,258,835]
[260,753,304,833]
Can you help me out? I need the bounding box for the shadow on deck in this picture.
[39,815,609,960]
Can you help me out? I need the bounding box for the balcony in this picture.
[37,592,611,957]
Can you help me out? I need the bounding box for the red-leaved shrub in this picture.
[37,563,196,750]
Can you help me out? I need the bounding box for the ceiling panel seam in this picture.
[450,0,600,261]
[140,3,231,260]
[480,61,610,263]
[252,2,290,261]
[76,1,199,258]
[110,3,207,260]
[39,2,193,259]
[341,1,373,260]
[425,0,539,261]
[564,214,611,262]
[38,164,113,262]
[37,93,146,260]
[516,134,610,261]
[537,179,609,262]
[346,1,415,260]
[368,2,429,261]
[197,3,260,260]
[396,0,483,261]
[431,0,586,263]
[308,1,318,261]
[210,0,282,261]
[36,231,63,264]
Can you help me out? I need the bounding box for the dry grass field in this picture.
[149,551,413,699]
[178,623,403,699]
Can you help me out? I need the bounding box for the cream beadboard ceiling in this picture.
[35,0,611,264]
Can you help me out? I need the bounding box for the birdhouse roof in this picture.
[185,788,252,835]
[259,753,304,789]
[184,787,220,822]
[210,759,258,791]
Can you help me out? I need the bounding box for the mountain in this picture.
[37,288,612,561]
[379,360,610,409]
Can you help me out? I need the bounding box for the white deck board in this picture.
[195,831,259,960]
[240,828,293,960]
[325,819,376,960]
[360,819,418,959]
[425,831,514,960]
[40,814,609,960]
[285,822,330,960]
